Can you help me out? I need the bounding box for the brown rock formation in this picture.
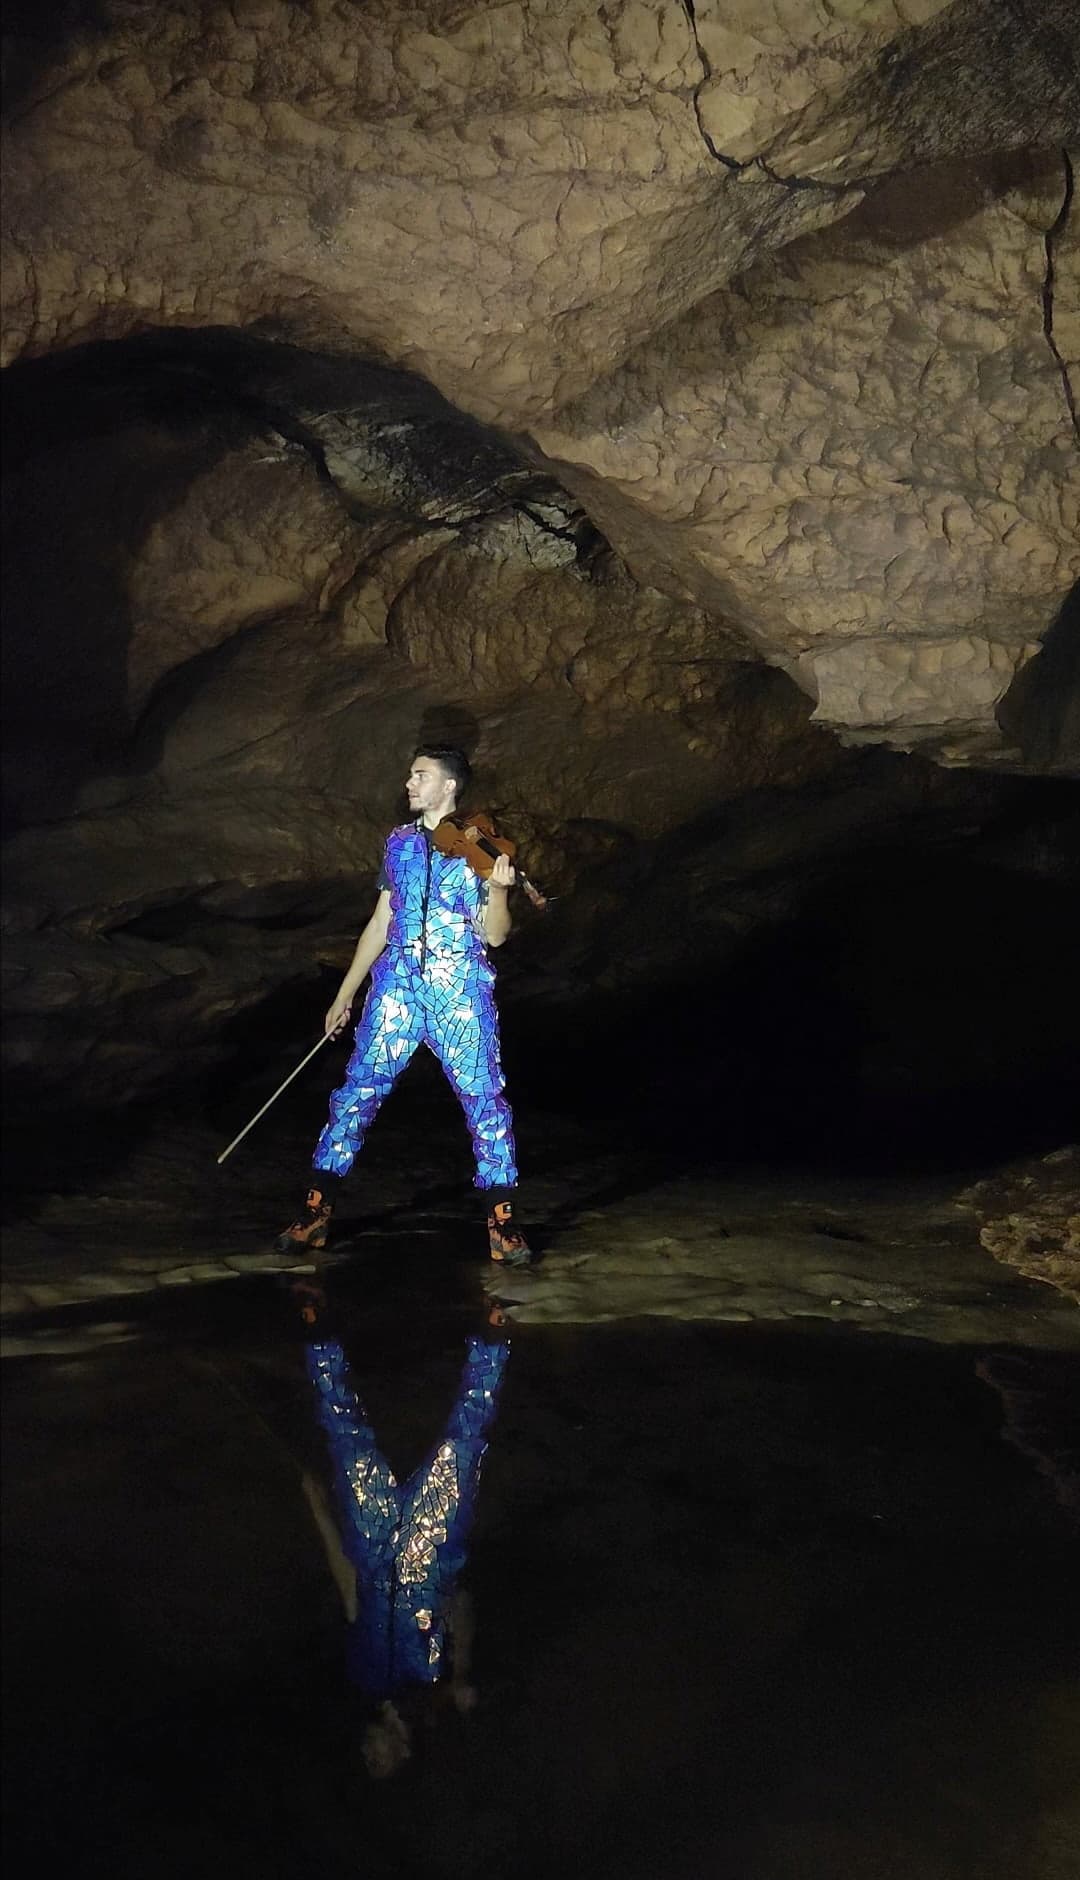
[2,336,843,1105]
[125,445,361,715]
[532,149,1080,761]
[960,1147,1080,1304]
[3,1,1078,758]
[2,2,1079,1115]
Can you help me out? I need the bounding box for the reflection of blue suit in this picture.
[313,821,518,1191]
[306,1334,510,1698]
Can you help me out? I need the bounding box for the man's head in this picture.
[361,1699,412,1781]
[406,746,471,822]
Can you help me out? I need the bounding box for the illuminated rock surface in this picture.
[961,1145,1080,1305]
[2,0,1077,767]
[3,4,1079,1110]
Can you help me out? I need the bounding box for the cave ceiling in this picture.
[3,0,1078,755]
[1,0,1079,1105]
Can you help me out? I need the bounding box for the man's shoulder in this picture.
[381,821,423,864]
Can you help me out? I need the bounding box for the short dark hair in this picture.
[413,744,471,799]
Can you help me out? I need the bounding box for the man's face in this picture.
[405,755,456,818]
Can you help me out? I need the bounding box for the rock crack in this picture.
[1041,148,1079,444]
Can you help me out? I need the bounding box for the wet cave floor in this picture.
[3,1084,1079,1880]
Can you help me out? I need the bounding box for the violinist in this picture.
[272,746,534,1266]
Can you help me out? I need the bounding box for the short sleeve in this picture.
[376,838,392,894]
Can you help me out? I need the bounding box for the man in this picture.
[294,1278,511,1780]
[274,745,532,1265]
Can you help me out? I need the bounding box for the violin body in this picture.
[432,813,548,910]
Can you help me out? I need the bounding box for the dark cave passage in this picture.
[537,789,1080,1175]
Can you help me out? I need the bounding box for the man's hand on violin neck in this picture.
[488,854,515,890]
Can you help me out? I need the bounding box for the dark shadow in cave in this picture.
[502,772,1080,1180]
[1,343,266,827]
[0,0,114,121]
[415,703,482,760]
[125,612,281,780]
[843,147,1062,253]
[0,326,567,829]
[997,578,1080,776]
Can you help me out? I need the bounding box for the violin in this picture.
[432,812,548,910]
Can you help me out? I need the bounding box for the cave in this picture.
[2,4,1079,1876]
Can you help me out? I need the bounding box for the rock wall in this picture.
[3,0,1078,757]
[961,1147,1080,1304]
[2,2,1079,1112]
[533,149,1080,761]
[1,338,839,1104]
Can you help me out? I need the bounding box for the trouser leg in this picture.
[425,967,518,1191]
[306,1341,401,1557]
[306,1338,402,1697]
[312,970,423,1178]
[455,1089,518,1191]
[403,1334,510,1566]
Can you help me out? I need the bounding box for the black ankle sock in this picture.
[307,1172,343,1204]
[483,1186,516,1214]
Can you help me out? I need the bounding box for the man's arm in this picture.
[325,889,391,1036]
[482,854,514,948]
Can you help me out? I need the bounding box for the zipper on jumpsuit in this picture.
[418,826,433,979]
[388,1559,398,1694]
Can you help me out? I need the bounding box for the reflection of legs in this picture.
[398,1333,510,1687]
[306,1341,401,1566]
[306,1339,405,1700]
[313,975,423,1179]
[426,974,518,1192]
[403,1334,511,1571]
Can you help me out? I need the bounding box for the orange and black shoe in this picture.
[480,1292,512,1337]
[273,1182,336,1255]
[486,1194,534,1268]
[284,1276,329,1330]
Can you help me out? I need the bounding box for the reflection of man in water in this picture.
[296,1285,510,1779]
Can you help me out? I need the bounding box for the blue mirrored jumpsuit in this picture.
[312,822,518,1193]
[306,1332,510,1697]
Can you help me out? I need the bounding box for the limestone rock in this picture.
[4,0,1076,424]
[3,0,1080,1106]
[1,352,839,1103]
[0,0,817,406]
[532,151,1080,760]
[959,1147,1080,1305]
[126,442,361,713]
[689,0,954,168]
[2,0,1078,764]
